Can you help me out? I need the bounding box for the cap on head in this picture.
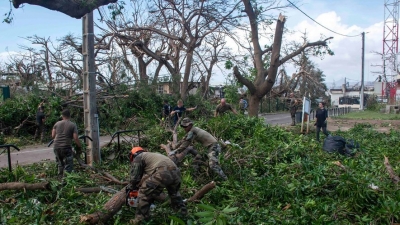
[180,117,193,127]
[129,146,145,162]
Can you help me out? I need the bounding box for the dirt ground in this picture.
[326,118,400,132]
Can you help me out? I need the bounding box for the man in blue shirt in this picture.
[170,99,197,126]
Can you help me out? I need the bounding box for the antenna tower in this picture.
[383,0,400,82]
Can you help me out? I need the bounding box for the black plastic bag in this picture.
[322,135,358,157]
[323,135,346,153]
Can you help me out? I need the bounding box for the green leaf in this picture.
[198,204,216,211]
[168,215,185,225]
[222,207,238,214]
[195,211,215,217]
[217,217,225,225]
[199,217,214,223]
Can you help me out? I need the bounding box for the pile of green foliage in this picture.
[0,88,212,145]
[1,115,400,224]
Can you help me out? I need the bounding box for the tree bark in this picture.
[80,187,126,224]
[13,0,118,19]
[384,156,400,184]
[187,181,216,202]
[0,182,50,191]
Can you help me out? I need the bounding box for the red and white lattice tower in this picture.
[383,0,400,100]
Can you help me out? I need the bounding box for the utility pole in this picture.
[82,12,100,164]
[360,32,365,110]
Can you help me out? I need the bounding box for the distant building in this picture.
[329,83,375,108]
[156,76,201,95]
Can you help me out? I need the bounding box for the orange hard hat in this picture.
[129,146,145,162]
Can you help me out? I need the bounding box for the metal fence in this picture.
[307,106,352,120]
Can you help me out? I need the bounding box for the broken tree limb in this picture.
[384,156,400,184]
[75,156,128,185]
[187,181,216,202]
[0,182,50,191]
[160,145,200,165]
[80,187,126,224]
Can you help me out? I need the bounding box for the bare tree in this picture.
[194,31,229,98]
[108,0,242,99]
[231,0,333,117]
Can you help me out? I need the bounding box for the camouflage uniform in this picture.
[289,97,297,126]
[129,152,187,224]
[174,119,227,180]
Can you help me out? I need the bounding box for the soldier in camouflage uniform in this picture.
[289,93,298,126]
[169,118,228,180]
[128,147,187,224]
[52,109,82,178]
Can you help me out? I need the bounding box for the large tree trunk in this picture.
[248,94,261,117]
[181,50,194,100]
[13,0,118,19]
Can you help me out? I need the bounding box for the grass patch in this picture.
[337,110,400,120]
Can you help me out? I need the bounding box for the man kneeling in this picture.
[127,147,187,224]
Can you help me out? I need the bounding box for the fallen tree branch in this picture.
[160,144,200,165]
[0,182,50,191]
[76,187,102,193]
[187,181,216,202]
[80,187,126,224]
[75,157,128,185]
[384,156,400,184]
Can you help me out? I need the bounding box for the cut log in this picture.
[80,188,126,224]
[0,182,50,191]
[187,181,216,202]
[384,156,400,184]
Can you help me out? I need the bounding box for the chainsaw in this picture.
[126,189,139,207]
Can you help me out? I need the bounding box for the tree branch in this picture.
[279,37,333,66]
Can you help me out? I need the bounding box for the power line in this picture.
[287,0,362,38]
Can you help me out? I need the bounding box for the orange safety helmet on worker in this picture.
[129,146,146,162]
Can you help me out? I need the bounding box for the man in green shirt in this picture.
[52,109,82,177]
[215,98,237,117]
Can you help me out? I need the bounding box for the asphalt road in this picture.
[0,136,112,169]
[261,112,292,125]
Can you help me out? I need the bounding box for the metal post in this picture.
[7,146,11,172]
[360,32,365,110]
[82,12,100,165]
